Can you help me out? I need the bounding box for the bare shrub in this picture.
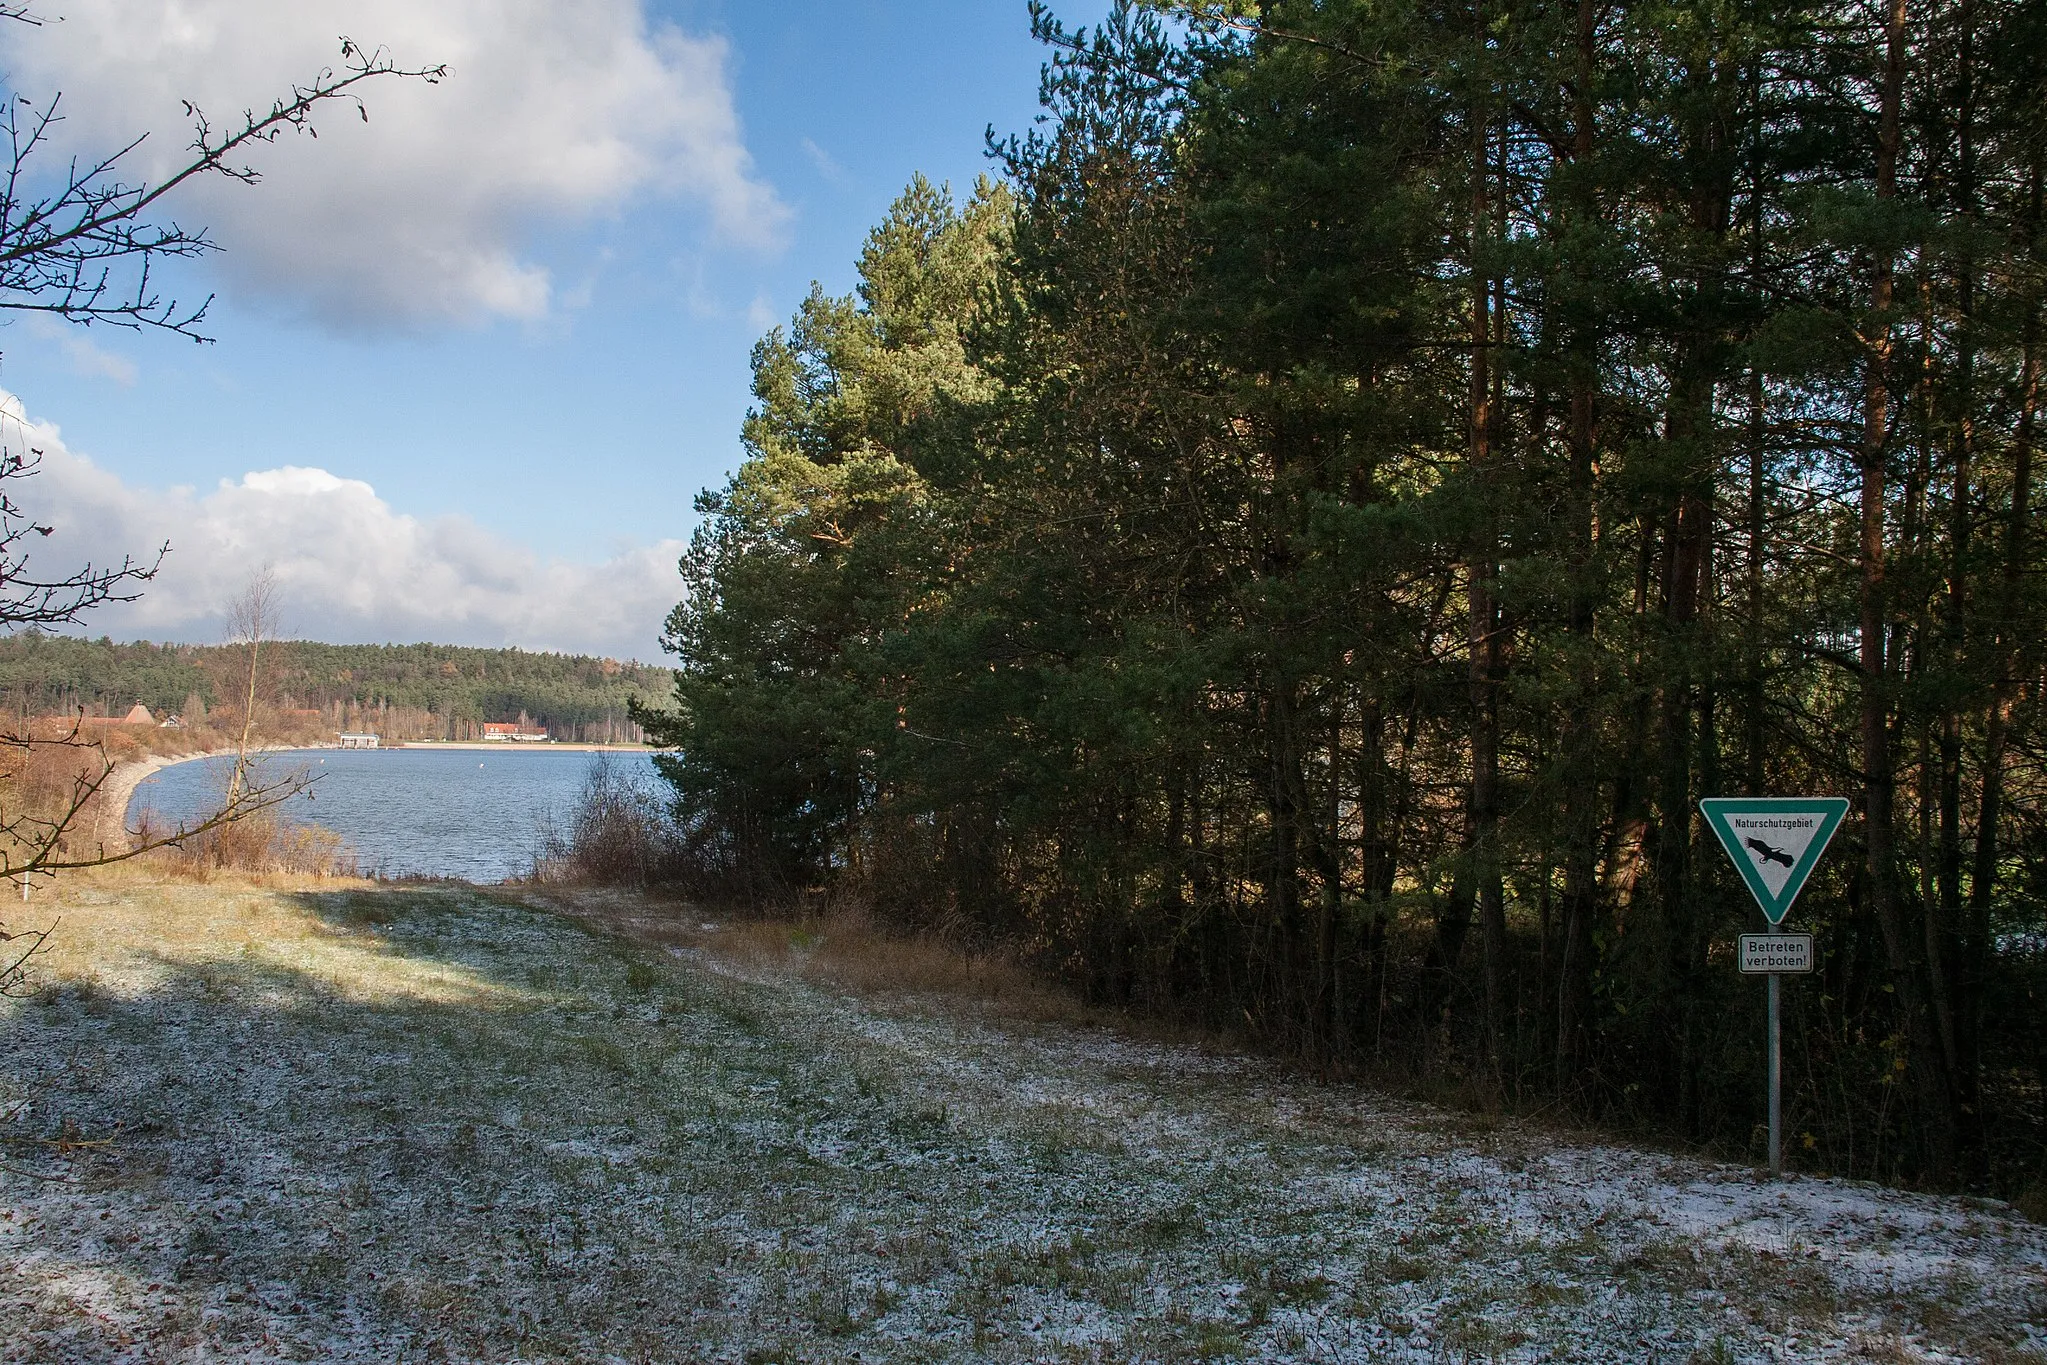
[532,756,680,889]
[139,807,356,880]
[3,717,106,822]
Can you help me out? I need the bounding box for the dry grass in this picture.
[28,707,333,771]
[0,723,162,873]
[531,887,1122,1034]
[108,744,355,882]
[21,865,380,976]
[129,808,359,881]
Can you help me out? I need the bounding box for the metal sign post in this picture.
[1740,929,1814,1173]
[1702,798,1846,1178]
[1769,963,1781,1174]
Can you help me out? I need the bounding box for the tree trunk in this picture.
[1554,0,1603,1106]
[1859,0,1958,1180]
[1939,0,1984,1180]
[1468,69,1506,1085]
[1969,190,2039,1179]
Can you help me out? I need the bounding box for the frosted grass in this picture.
[1,880,2040,1362]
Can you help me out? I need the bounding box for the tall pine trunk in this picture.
[1940,0,1985,1181]
[1859,0,1958,1180]
[1969,159,2041,1172]
[1467,60,1507,1087]
[1554,0,1603,1104]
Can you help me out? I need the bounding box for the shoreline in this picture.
[98,740,661,859]
[97,745,289,849]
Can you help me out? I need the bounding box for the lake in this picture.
[129,747,662,882]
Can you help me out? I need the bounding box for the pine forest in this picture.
[639,0,2047,1194]
[0,635,671,744]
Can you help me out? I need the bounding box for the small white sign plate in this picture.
[1739,933,1813,975]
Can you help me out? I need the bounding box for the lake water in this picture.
[129,747,661,882]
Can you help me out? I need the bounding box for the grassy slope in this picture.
[1,878,2042,1363]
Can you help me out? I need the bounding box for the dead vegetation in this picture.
[0,718,320,873]
[533,886,1107,1033]
[527,755,681,889]
[526,760,1196,1036]
[132,807,358,881]
[111,745,354,882]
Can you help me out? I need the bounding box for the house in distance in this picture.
[76,703,158,732]
[480,722,549,743]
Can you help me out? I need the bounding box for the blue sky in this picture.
[0,0,1111,657]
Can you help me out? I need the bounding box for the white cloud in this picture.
[0,393,686,660]
[1,0,788,328]
[800,136,851,186]
[23,316,139,386]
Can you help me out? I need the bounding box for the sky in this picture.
[0,0,1113,660]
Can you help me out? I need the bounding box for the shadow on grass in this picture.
[0,883,816,1362]
[0,882,1380,1363]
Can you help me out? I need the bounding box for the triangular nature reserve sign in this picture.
[1700,797,1851,925]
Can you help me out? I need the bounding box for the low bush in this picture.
[136,808,357,880]
[532,756,684,889]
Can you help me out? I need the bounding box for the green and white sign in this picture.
[1739,933,1815,974]
[1700,797,1850,925]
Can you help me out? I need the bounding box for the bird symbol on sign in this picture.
[1745,836,1795,869]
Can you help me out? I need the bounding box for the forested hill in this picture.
[0,635,672,743]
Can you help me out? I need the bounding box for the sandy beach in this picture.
[93,747,256,851]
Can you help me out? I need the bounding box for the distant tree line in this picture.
[642,0,2047,1194]
[0,635,671,743]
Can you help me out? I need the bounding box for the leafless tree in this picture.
[0,542,314,997]
[223,566,278,807]
[0,537,312,995]
[0,12,441,991]
[0,434,161,625]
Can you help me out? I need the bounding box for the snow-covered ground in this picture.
[1,880,2040,1362]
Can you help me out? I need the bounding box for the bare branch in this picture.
[0,21,397,1003]
[0,720,316,883]
[0,36,446,339]
[0,404,162,630]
